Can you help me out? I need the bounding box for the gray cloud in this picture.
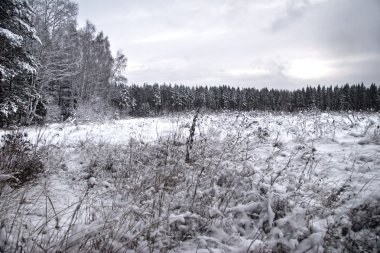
[75,0,380,88]
[270,0,380,55]
[270,0,312,31]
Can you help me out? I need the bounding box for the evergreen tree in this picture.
[368,83,377,110]
[340,84,351,111]
[0,0,43,126]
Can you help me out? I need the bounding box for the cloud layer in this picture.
[76,0,380,89]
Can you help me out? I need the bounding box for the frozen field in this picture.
[0,111,379,252]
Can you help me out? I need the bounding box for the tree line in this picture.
[113,83,380,116]
[1,0,379,127]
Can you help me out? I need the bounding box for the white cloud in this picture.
[124,9,152,21]
[283,59,334,80]
[127,61,148,72]
[131,27,228,44]
[226,68,270,77]
[131,30,193,44]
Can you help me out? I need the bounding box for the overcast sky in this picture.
[75,0,380,89]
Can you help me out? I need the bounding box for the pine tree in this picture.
[0,0,43,126]
[368,83,377,110]
[358,83,367,110]
[376,87,380,111]
[340,84,351,111]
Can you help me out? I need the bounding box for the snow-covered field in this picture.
[1,111,379,252]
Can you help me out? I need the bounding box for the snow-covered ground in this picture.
[0,111,379,252]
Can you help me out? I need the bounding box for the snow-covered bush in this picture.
[0,132,43,188]
[74,98,120,123]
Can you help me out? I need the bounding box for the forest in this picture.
[1,0,380,128]
[114,83,380,116]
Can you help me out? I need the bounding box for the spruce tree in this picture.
[0,0,42,126]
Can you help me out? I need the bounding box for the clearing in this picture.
[0,111,379,252]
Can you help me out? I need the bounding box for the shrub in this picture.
[0,132,44,187]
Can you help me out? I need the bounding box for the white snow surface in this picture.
[0,27,23,47]
[0,111,379,252]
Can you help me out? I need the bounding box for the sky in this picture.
[75,0,380,89]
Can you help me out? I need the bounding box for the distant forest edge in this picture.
[113,83,380,116]
[1,0,379,128]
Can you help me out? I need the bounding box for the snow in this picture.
[0,27,23,47]
[0,101,18,117]
[169,213,186,224]
[15,17,42,45]
[0,111,379,252]
[19,116,181,147]
[17,60,37,74]
[88,176,96,186]
[0,174,19,183]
